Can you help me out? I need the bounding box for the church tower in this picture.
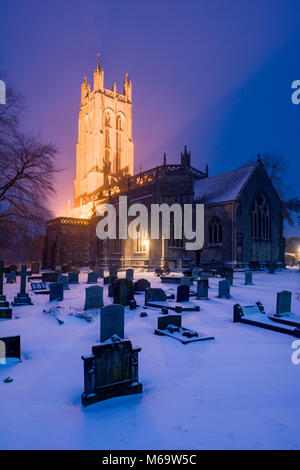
[74,60,134,208]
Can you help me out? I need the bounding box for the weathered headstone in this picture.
[268,263,276,274]
[100,304,124,342]
[218,279,230,299]
[30,262,40,274]
[226,272,234,286]
[68,272,79,284]
[0,260,12,318]
[196,279,209,300]
[55,268,62,276]
[42,272,58,283]
[87,272,98,284]
[200,272,209,281]
[125,268,134,281]
[133,278,150,293]
[81,339,142,406]
[192,267,200,279]
[113,278,134,306]
[145,287,167,303]
[245,271,254,285]
[12,265,33,306]
[58,275,69,290]
[84,286,104,310]
[31,282,49,294]
[276,291,292,316]
[108,283,115,297]
[109,266,118,277]
[176,285,189,302]
[49,282,64,302]
[180,276,192,286]
[0,336,21,362]
[6,271,16,283]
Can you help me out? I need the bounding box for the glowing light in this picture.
[142,239,149,251]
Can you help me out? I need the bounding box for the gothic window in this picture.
[105,128,110,148]
[105,113,111,127]
[116,115,122,130]
[208,216,222,245]
[252,193,270,240]
[136,227,148,253]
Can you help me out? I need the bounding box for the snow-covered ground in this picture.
[0,269,300,450]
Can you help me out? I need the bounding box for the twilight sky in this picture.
[1,0,300,236]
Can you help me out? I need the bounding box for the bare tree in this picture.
[0,83,58,247]
[246,153,300,226]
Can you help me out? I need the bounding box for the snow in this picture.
[0,269,300,450]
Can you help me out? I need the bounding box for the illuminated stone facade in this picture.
[72,61,134,215]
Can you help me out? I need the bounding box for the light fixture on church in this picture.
[142,239,149,252]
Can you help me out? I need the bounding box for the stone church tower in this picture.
[73,61,134,212]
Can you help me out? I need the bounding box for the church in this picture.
[43,62,285,270]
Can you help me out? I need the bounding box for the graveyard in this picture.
[0,265,300,450]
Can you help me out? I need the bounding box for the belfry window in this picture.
[208,216,222,245]
[252,193,270,240]
[105,113,111,127]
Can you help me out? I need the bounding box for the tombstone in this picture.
[268,263,276,274]
[84,286,104,310]
[276,291,292,316]
[0,261,12,318]
[12,265,33,306]
[6,271,16,283]
[94,267,104,278]
[245,271,254,286]
[55,268,62,276]
[0,336,21,362]
[180,276,192,286]
[104,275,118,285]
[108,283,115,297]
[42,272,58,283]
[49,282,64,302]
[125,268,134,281]
[176,285,189,302]
[133,278,150,293]
[226,272,233,286]
[154,314,214,344]
[196,280,209,300]
[113,278,134,306]
[31,282,49,294]
[81,339,142,406]
[200,272,209,281]
[100,304,125,342]
[192,267,200,279]
[30,262,40,274]
[218,279,230,299]
[109,266,118,278]
[9,264,18,272]
[145,287,167,303]
[58,275,69,290]
[68,272,79,284]
[87,272,98,284]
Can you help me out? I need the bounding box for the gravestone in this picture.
[94,267,104,278]
[55,268,62,276]
[113,278,134,306]
[31,282,49,294]
[196,279,209,300]
[12,265,33,306]
[100,304,124,342]
[6,271,16,283]
[226,272,233,286]
[268,263,276,274]
[68,272,79,284]
[125,268,134,281]
[180,276,192,286]
[0,260,12,318]
[145,287,167,303]
[108,283,115,297]
[176,285,189,302]
[218,279,230,299]
[104,275,118,285]
[0,336,21,362]
[192,268,200,279]
[87,272,98,284]
[58,275,69,290]
[81,339,142,406]
[276,291,292,316]
[42,272,58,283]
[245,271,254,285]
[84,286,104,310]
[109,267,118,278]
[133,278,150,293]
[200,272,209,281]
[49,282,64,302]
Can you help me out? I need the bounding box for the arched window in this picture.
[116,115,122,130]
[105,129,110,148]
[208,216,222,245]
[105,113,111,127]
[252,193,270,240]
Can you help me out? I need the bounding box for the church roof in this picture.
[194,163,257,204]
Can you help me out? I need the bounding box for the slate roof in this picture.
[193,163,257,204]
